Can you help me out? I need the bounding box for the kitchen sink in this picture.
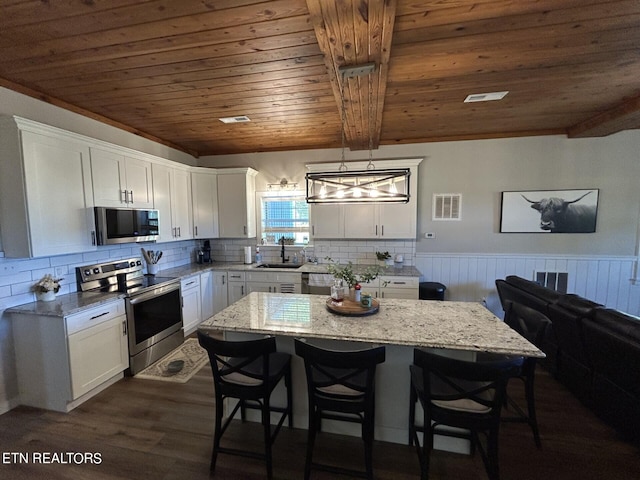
[255,263,301,269]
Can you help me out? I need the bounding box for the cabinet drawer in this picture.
[247,271,301,283]
[181,275,200,290]
[380,276,419,289]
[66,300,125,335]
[227,271,246,282]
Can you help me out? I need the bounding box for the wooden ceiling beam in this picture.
[567,93,640,138]
[306,0,396,151]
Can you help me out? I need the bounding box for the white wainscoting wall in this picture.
[415,253,640,317]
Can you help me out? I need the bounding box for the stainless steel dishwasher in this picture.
[301,273,333,295]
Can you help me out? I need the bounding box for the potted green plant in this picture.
[325,258,384,300]
[376,251,393,266]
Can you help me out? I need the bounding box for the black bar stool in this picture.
[409,349,523,480]
[197,331,293,479]
[294,339,385,479]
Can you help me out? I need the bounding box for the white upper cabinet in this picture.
[90,147,153,208]
[0,117,97,258]
[152,163,193,242]
[310,203,345,239]
[217,168,257,238]
[191,169,219,239]
[308,158,422,240]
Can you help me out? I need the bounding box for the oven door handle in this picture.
[127,282,181,305]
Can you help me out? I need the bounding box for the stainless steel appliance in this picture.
[94,207,159,245]
[77,257,183,375]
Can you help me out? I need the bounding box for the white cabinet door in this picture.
[217,169,256,238]
[379,276,419,299]
[151,163,174,242]
[246,282,273,294]
[172,167,193,240]
[192,171,219,239]
[227,271,246,305]
[152,164,193,242]
[379,202,416,239]
[68,315,128,399]
[310,204,344,239]
[181,278,202,335]
[90,147,126,207]
[200,271,214,321]
[18,131,96,257]
[212,271,229,315]
[124,155,153,208]
[90,148,153,208]
[343,204,377,238]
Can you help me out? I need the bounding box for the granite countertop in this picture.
[6,291,124,318]
[7,262,421,318]
[162,261,422,277]
[199,292,544,358]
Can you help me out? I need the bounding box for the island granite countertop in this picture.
[199,292,544,358]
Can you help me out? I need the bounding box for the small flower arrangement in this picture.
[33,274,62,294]
[375,251,391,261]
[325,257,383,289]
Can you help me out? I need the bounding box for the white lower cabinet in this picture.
[246,271,302,294]
[211,271,229,316]
[227,271,247,305]
[181,275,202,335]
[12,299,128,412]
[378,276,419,299]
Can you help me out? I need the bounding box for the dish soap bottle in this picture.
[255,247,262,263]
[293,252,299,264]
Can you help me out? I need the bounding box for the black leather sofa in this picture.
[496,275,640,440]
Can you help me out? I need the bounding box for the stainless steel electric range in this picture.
[77,257,184,375]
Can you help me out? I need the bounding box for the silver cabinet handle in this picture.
[121,190,127,203]
[122,320,127,336]
[178,226,181,237]
[90,312,109,320]
[91,231,96,245]
[195,226,198,236]
[376,225,378,235]
[312,225,315,235]
[243,225,247,235]
[222,276,226,285]
[129,190,134,203]
[381,225,384,236]
[241,285,244,295]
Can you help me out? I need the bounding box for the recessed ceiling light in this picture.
[463,91,509,103]
[219,115,251,124]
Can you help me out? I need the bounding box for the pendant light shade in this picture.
[306,168,410,204]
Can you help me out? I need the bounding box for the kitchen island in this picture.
[199,292,543,450]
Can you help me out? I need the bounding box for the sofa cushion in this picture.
[505,275,563,304]
[554,294,602,318]
[591,308,640,343]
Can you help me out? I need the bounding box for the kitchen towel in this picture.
[309,274,335,287]
[244,246,252,264]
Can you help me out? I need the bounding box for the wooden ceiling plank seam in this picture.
[0,75,198,157]
[2,30,322,77]
[393,0,640,45]
[0,0,307,46]
[305,0,348,155]
[6,43,324,84]
[350,0,369,150]
[373,0,396,150]
[0,14,315,68]
[568,92,640,138]
[45,57,328,95]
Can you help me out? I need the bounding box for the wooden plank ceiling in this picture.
[0,0,639,157]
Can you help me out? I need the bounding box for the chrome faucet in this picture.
[280,237,289,263]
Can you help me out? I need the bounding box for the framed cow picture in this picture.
[500,189,599,233]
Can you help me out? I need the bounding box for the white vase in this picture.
[37,290,56,302]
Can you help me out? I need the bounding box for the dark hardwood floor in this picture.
[1,362,638,479]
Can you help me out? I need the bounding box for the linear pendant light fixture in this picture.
[306,63,410,204]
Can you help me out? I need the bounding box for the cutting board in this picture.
[326,297,379,317]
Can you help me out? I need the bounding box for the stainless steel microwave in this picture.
[94,207,159,245]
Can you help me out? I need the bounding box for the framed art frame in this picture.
[500,189,599,233]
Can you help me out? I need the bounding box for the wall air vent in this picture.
[219,115,251,124]
[535,271,568,293]
[433,194,462,221]
[463,91,509,103]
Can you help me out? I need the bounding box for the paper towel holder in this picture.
[244,246,253,264]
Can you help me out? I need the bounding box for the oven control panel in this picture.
[77,258,143,289]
